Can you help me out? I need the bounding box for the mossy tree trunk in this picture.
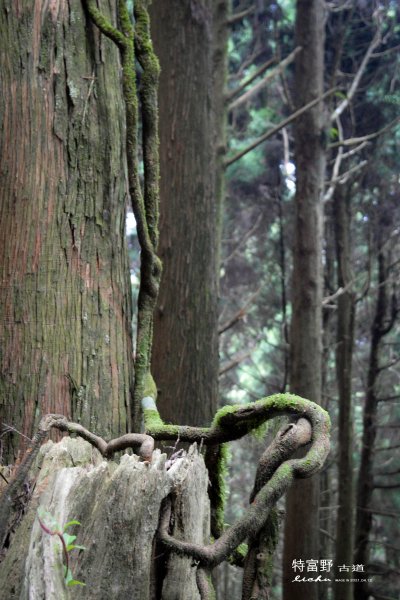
[0,0,134,462]
[150,0,220,426]
[282,1,326,599]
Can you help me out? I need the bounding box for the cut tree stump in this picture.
[0,437,210,599]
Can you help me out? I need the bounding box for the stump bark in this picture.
[0,438,209,599]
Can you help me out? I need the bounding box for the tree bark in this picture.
[0,438,210,599]
[0,0,134,462]
[333,185,356,600]
[282,2,326,599]
[150,0,220,426]
[319,205,336,600]
[212,0,229,271]
[354,250,392,600]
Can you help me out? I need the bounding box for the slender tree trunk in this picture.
[320,206,336,600]
[282,2,326,599]
[333,186,355,600]
[354,249,391,600]
[212,0,229,271]
[150,0,220,426]
[0,0,134,462]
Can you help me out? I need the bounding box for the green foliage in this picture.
[37,508,86,587]
[384,94,400,108]
[225,144,265,182]
[329,127,339,140]
[279,0,295,24]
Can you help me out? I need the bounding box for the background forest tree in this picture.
[1,0,400,599]
[217,1,400,599]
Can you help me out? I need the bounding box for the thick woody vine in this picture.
[0,395,331,599]
[0,3,331,599]
[82,0,162,428]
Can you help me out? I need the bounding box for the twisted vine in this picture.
[142,393,330,598]
[0,395,330,599]
[143,396,330,558]
[82,0,161,428]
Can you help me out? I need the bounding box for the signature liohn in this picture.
[292,575,372,583]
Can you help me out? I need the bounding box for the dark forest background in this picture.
[130,1,399,598]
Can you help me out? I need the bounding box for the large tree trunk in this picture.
[0,438,210,599]
[333,186,356,600]
[282,2,326,599]
[0,0,134,462]
[150,0,220,426]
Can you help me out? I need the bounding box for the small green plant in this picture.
[37,507,86,587]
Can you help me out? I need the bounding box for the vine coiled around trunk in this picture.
[82,0,161,429]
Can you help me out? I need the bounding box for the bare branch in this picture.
[358,507,400,519]
[219,350,253,376]
[329,116,400,149]
[322,272,363,306]
[0,423,33,442]
[224,88,337,168]
[330,28,382,122]
[378,356,400,372]
[222,214,263,265]
[372,43,400,58]
[325,160,368,189]
[0,413,154,549]
[324,116,344,203]
[226,56,276,103]
[320,528,336,541]
[377,396,400,403]
[228,47,301,112]
[218,288,261,334]
[339,140,370,160]
[227,6,254,26]
[231,47,271,82]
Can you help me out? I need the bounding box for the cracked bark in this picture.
[0,0,134,462]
